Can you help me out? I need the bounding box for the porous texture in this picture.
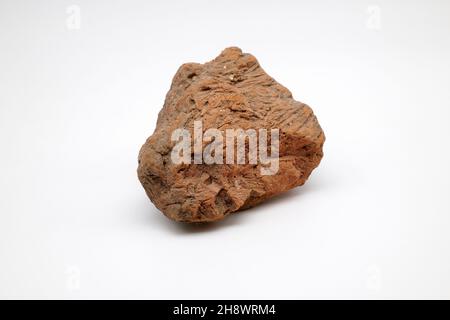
[138,47,325,222]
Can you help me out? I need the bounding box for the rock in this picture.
[138,47,325,223]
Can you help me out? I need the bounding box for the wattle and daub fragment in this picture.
[138,47,325,222]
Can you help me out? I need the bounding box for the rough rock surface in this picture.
[138,47,325,222]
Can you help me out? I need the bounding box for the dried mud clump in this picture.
[138,47,325,222]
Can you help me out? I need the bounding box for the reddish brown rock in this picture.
[138,47,325,222]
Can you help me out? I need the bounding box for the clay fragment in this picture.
[138,47,325,222]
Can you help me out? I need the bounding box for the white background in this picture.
[1,0,450,299]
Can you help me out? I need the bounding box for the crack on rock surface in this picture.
[138,47,325,223]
